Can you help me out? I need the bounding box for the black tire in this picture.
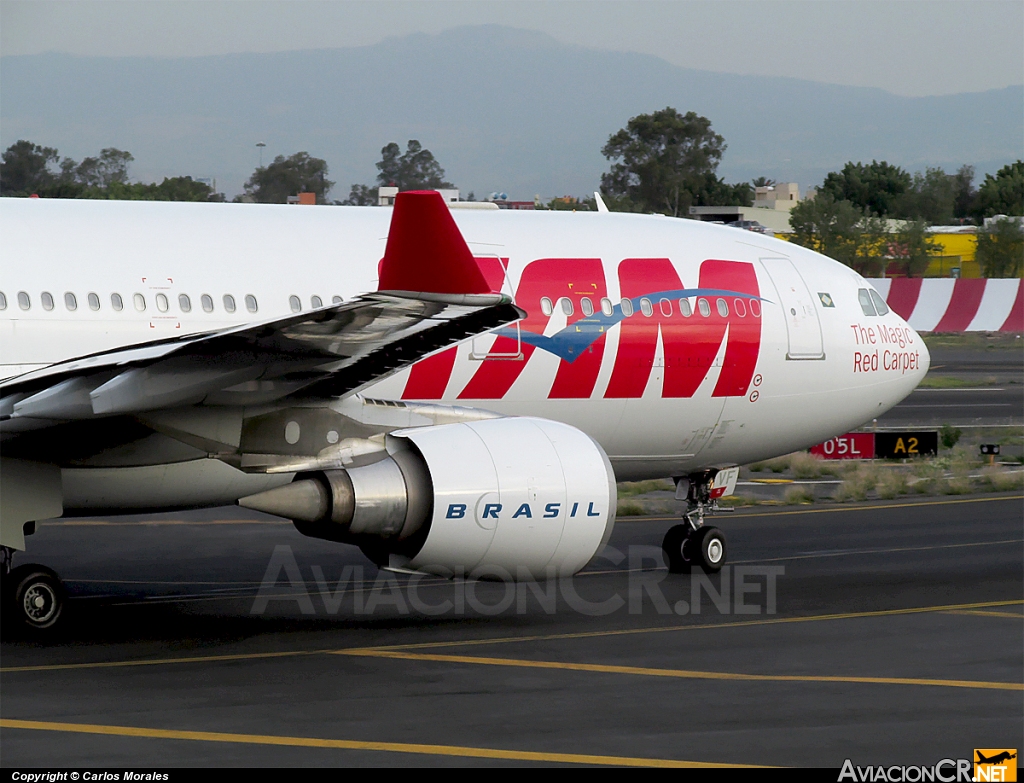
[662,524,698,574]
[695,526,727,573]
[6,564,65,632]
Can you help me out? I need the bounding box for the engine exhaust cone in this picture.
[238,479,328,522]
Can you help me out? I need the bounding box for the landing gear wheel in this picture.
[695,526,727,573]
[6,564,65,632]
[662,524,699,574]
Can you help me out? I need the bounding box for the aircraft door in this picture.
[759,257,824,360]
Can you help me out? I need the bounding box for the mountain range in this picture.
[2,25,1020,199]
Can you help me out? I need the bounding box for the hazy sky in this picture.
[2,0,1021,97]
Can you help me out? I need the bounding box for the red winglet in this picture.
[378,190,492,295]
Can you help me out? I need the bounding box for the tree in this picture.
[543,195,596,211]
[751,177,776,188]
[898,167,957,225]
[820,161,912,217]
[0,140,59,195]
[374,140,454,191]
[952,164,977,220]
[244,152,333,204]
[84,177,221,202]
[600,108,748,216]
[788,193,864,269]
[886,219,942,278]
[975,217,1024,278]
[974,161,1024,219]
[341,184,378,206]
[73,148,134,189]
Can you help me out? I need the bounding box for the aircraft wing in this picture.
[1,190,522,435]
[0,292,519,433]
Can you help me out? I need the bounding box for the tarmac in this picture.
[2,493,1021,767]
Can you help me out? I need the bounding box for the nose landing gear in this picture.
[662,470,729,574]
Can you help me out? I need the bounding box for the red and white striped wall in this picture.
[867,278,1024,332]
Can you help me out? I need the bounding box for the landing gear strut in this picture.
[2,545,67,633]
[662,470,728,574]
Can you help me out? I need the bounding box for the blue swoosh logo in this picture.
[492,288,770,363]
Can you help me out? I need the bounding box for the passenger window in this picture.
[156,293,169,312]
[659,298,673,317]
[41,292,54,311]
[580,297,594,317]
[640,298,653,317]
[88,293,100,311]
[0,291,6,310]
[179,294,192,313]
[540,297,553,316]
[332,295,343,304]
[111,293,124,311]
[133,293,146,311]
[64,292,77,311]
[621,298,634,317]
[17,291,30,310]
[201,294,214,312]
[858,289,876,316]
[560,297,574,316]
[716,298,729,317]
[734,298,747,317]
[698,298,711,317]
[223,294,236,313]
[245,294,258,313]
[600,297,613,316]
[679,298,692,317]
[311,295,323,309]
[289,295,301,312]
[869,289,889,316]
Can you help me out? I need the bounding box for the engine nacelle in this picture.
[238,417,616,578]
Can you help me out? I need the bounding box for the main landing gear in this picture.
[662,470,729,574]
[1,545,67,633]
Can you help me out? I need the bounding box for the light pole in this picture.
[256,142,266,168]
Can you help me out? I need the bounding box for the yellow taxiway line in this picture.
[335,650,1022,692]
[0,719,755,767]
[3,599,1020,674]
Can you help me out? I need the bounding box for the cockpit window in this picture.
[858,288,877,317]
[869,289,889,316]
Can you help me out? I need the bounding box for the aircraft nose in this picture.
[913,327,930,384]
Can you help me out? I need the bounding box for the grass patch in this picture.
[922,332,1023,350]
[783,486,815,504]
[616,500,646,516]
[918,375,994,389]
[983,468,1024,492]
[833,464,880,501]
[617,479,674,497]
[876,470,909,499]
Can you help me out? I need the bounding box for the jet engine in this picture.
[238,417,617,578]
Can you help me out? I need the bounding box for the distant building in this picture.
[690,182,803,233]
[753,182,800,209]
[287,192,316,205]
[485,192,535,210]
[378,186,459,206]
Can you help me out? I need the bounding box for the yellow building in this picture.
[926,231,980,278]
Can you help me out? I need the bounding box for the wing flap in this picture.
[1,292,521,423]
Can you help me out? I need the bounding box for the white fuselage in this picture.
[1,199,928,510]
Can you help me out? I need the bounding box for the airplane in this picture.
[0,190,929,632]
[976,752,1017,765]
